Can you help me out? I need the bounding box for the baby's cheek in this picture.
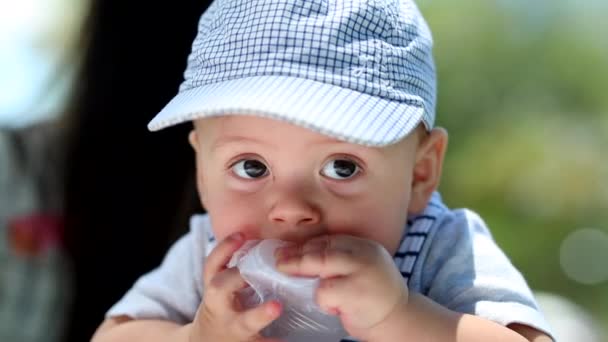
[207,199,264,241]
[209,214,259,241]
[323,203,394,240]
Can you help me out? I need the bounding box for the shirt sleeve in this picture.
[419,209,554,338]
[105,216,207,324]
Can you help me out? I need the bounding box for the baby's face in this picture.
[189,115,428,255]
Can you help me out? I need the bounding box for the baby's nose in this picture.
[267,198,321,228]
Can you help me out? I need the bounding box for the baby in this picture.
[92,0,554,341]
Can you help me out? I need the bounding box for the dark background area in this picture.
[62,1,211,341]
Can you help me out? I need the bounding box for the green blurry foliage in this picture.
[419,0,608,334]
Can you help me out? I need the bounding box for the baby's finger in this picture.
[317,273,405,330]
[276,245,357,278]
[275,236,362,278]
[315,276,355,315]
[203,232,245,286]
[205,267,247,309]
[315,276,375,329]
[232,301,282,340]
[303,234,367,255]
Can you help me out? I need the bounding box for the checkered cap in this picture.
[148,0,436,146]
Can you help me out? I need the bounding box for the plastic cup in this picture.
[229,239,348,342]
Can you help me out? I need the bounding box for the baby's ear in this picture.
[188,128,207,207]
[188,129,199,152]
[408,127,448,214]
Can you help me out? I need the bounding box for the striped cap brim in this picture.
[148,75,426,146]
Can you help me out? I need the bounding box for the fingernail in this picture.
[324,307,340,316]
[266,301,282,317]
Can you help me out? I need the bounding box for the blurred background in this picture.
[0,0,606,341]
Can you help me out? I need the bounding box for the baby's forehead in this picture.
[193,115,421,156]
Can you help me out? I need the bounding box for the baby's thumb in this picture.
[235,300,282,340]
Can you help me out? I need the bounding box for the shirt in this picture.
[107,192,554,340]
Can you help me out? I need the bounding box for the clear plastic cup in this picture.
[229,239,348,342]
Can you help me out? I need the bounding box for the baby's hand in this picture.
[191,233,283,342]
[275,235,408,341]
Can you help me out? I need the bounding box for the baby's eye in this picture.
[232,159,268,179]
[321,159,360,180]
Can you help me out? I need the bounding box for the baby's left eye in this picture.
[321,159,360,180]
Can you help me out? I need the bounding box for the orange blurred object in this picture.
[7,213,64,257]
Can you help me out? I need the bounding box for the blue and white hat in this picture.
[148,0,436,146]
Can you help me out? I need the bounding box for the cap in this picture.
[148,0,436,146]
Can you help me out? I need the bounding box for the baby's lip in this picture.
[258,228,328,244]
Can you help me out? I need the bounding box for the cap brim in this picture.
[148,76,425,146]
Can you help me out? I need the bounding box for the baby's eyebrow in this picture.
[211,135,274,151]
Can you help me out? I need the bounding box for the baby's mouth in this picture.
[258,228,328,245]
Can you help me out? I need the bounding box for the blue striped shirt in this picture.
[107,192,554,340]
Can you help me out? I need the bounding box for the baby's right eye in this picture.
[231,159,269,179]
